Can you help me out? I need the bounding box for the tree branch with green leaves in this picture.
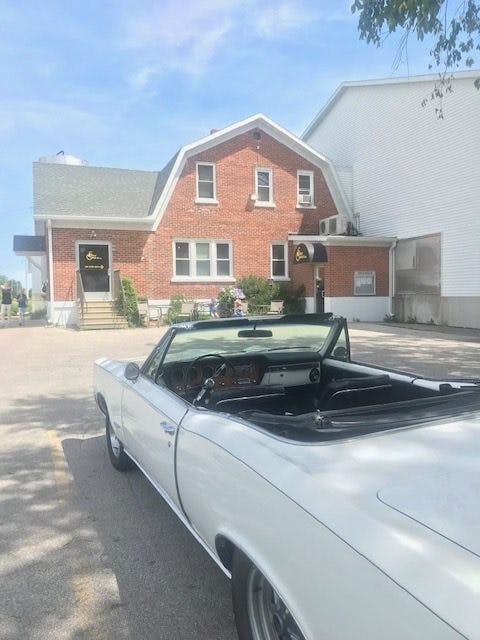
[351,1,480,115]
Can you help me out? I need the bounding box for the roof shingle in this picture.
[33,162,167,218]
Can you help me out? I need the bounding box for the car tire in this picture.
[232,548,306,640]
[106,415,134,471]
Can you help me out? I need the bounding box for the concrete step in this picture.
[80,312,123,321]
[77,300,128,329]
[80,316,128,324]
[81,302,116,312]
[78,322,129,330]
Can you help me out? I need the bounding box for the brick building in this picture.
[15,114,394,326]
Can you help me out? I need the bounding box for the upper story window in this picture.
[196,163,216,202]
[173,240,233,281]
[271,242,288,279]
[297,171,314,207]
[255,168,274,206]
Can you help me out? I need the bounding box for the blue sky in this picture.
[0,0,448,283]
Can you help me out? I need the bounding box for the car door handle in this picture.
[160,421,176,435]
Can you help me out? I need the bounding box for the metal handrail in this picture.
[76,270,86,318]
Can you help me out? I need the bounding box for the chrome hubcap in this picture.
[109,422,121,457]
[247,567,305,640]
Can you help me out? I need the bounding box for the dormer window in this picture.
[297,171,314,207]
[196,163,217,203]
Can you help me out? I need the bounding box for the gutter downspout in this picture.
[47,219,55,322]
[389,239,398,315]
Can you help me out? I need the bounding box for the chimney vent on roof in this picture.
[210,129,220,135]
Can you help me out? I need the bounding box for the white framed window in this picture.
[354,271,376,295]
[173,240,233,281]
[196,162,217,202]
[297,170,314,207]
[271,242,289,279]
[255,167,274,206]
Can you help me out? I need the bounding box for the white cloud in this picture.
[119,0,327,87]
[130,66,158,90]
[121,1,236,83]
[254,1,314,38]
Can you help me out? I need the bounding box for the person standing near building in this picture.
[208,297,219,318]
[17,290,28,326]
[1,282,12,326]
[233,296,245,317]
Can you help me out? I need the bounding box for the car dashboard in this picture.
[162,352,321,396]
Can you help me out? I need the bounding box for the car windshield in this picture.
[163,319,335,363]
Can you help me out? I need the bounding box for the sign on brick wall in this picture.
[294,242,328,264]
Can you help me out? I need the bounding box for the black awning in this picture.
[13,235,46,255]
[293,242,328,264]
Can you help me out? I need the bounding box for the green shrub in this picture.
[217,288,234,318]
[166,294,186,324]
[31,307,47,319]
[237,276,280,306]
[278,283,306,314]
[224,277,306,315]
[116,277,141,327]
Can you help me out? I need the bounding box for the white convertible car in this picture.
[94,314,480,640]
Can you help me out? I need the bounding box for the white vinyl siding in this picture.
[304,76,480,297]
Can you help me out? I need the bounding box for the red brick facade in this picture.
[325,246,389,297]
[47,128,390,305]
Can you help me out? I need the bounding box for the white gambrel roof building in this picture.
[303,70,480,328]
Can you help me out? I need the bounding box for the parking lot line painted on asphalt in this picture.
[47,430,71,502]
[71,573,97,639]
[47,430,96,639]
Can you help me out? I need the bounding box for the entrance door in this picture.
[77,243,111,300]
[316,277,324,313]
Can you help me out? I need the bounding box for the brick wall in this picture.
[51,129,339,300]
[51,229,151,301]
[324,246,389,296]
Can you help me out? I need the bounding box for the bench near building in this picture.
[14,114,394,328]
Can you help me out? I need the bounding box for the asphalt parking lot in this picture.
[1,320,480,640]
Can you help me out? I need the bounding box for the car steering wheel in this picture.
[184,353,236,394]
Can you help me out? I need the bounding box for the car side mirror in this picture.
[125,362,140,381]
[332,346,348,361]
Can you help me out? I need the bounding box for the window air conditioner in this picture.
[298,194,312,205]
[333,214,348,235]
[320,214,349,235]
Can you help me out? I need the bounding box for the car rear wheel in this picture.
[232,549,306,640]
[106,415,134,471]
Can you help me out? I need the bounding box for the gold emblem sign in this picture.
[293,242,327,264]
[83,248,105,270]
[294,244,309,264]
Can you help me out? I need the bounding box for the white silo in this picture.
[38,150,89,165]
